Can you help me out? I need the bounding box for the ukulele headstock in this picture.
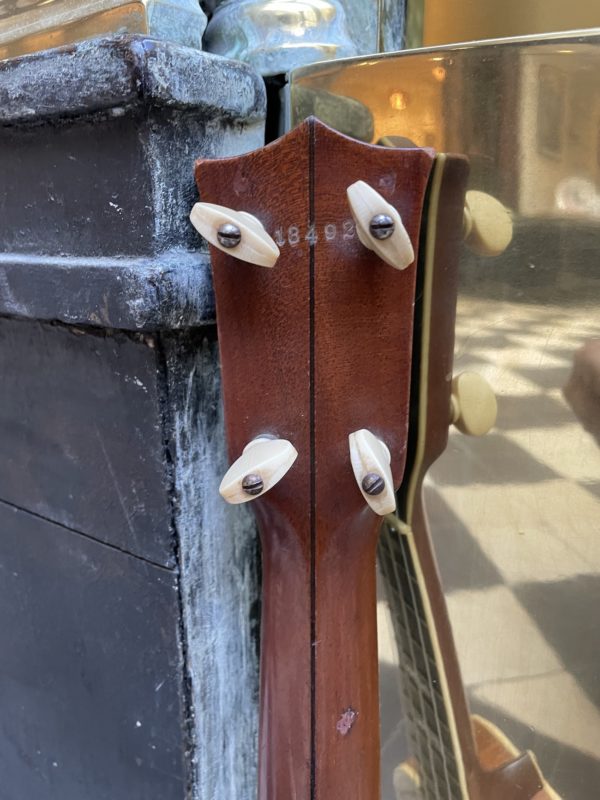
[192,118,469,800]
[193,120,438,525]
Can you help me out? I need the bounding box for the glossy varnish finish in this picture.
[196,119,434,799]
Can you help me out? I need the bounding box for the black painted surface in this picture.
[0,113,154,257]
[0,500,187,800]
[0,35,265,331]
[0,252,216,332]
[0,34,266,799]
[0,317,175,567]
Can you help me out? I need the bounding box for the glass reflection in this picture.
[291,31,600,800]
[0,1,207,59]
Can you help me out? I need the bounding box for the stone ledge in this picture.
[0,250,215,330]
[0,34,266,126]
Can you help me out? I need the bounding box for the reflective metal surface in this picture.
[290,31,600,799]
[0,0,207,59]
[409,0,600,49]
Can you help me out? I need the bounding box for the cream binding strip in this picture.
[397,154,470,800]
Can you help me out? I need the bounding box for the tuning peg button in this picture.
[463,190,513,257]
[190,202,280,267]
[349,429,396,515]
[346,180,414,271]
[450,372,497,436]
[219,436,298,504]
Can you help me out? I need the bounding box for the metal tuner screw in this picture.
[241,473,264,496]
[369,214,395,240]
[361,472,385,496]
[217,222,242,248]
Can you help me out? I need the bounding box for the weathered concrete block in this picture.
[0,35,264,800]
[0,34,266,329]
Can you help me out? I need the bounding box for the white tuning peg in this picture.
[219,436,298,504]
[450,372,498,436]
[190,202,280,267]
[348,429,396,516]
[463,190,513,257]
[346,180,414,271]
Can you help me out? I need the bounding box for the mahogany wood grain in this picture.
[196,118,434,799]
[196,118,552,800]
[197,120,542,800]
[473,718,558,800]
[311,124,433,799]
[197,122,312,799]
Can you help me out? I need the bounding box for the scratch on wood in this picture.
[336,708,358,736]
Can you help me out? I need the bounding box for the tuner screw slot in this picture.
[241,473,264,496]
[369,214,395,240]
[217,222,242,248]
[361,472,385,496]
[349,429,396,516]
[219,436,298,505]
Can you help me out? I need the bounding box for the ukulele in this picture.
[190,118,557,800]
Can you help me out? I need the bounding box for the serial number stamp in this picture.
[272,220,357,247]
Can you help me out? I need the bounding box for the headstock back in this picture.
[194,118,464,800]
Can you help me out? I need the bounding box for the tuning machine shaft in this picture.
[463,190,513,257]
[450,372,497,436]
[190,202,280,267]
